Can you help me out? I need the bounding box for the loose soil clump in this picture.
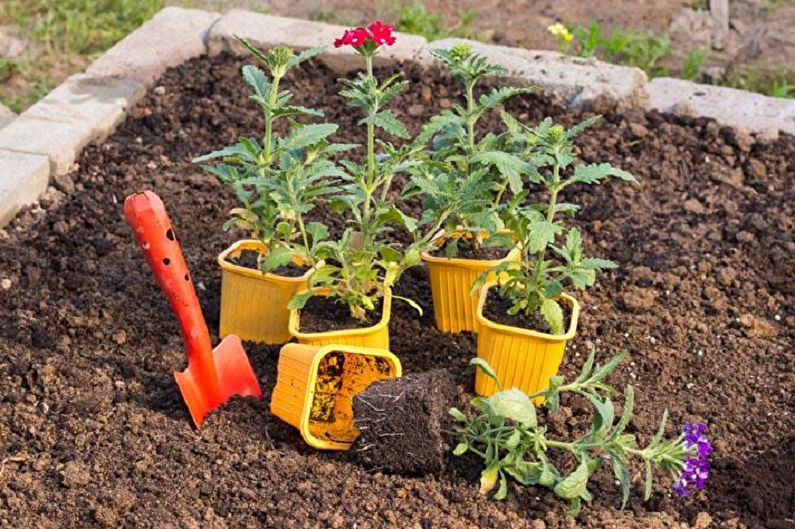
[353,369,457,475]
[0,53,793,528]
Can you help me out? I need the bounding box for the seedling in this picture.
[289,21,425,320]
[408,43,535,257]
[474,116,635,333]
[451,350,712,514]
[194,39,347,273]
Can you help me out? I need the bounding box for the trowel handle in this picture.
[123,191,215,377]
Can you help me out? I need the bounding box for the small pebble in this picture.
[1,278,10,290]
[153,85,166,96]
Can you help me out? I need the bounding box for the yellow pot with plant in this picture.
[217,240,318,344]
[422,231,521,334]
[270,343,402,450]
[468,114,637,399]
[192,39,344,345]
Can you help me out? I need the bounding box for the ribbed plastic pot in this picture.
[270,343,402,450]
[421,232,521,334]
[474,281,580,402]
[217,239,315,345]
[288,287,392,349]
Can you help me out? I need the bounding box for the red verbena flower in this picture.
[368,20,396,46]
[334,21,397,49]
[334,27,370,48]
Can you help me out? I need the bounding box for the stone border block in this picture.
[420,38,648,108]
[647,77,795,134]
[86,7,220,87]
[23,74,145,140]
[0,103,14,130]
[0,116,94,175]
[208,10,427,72]
[0,150,50,226]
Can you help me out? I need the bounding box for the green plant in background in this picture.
[682,49,708,80]
[721,70,795,98]
[548,20,671,78]
[473,116,635,333]
[0,58,19,83]
[396,2,484,42]
[407,43,534,256]
[289,21,424,320]
[451,350,713,514]
[193,39,345,273]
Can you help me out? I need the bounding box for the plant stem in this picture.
[362,55,376,244]
[466,80,476,153]
[263,73,282,165]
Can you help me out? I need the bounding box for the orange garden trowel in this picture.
[124,190,262,428]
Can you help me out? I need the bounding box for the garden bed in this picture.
[0,52,793,528]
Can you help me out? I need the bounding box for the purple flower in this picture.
[674,423,712,497]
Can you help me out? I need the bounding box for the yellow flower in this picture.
[547,22,573,43]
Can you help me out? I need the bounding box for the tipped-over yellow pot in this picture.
[270,343,402,450]
[474,281,580,402]
[218,239,316,344]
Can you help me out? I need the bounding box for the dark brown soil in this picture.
[430,235,511,260]
[227,248,309,277]
[0,52,793,528]
[298,294,384,333]
[353,369,457,475]
[483,289,573,335]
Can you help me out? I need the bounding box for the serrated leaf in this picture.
[540,298,564,334]
[283,123,338,150]
[260,245,295,272]
[485,389,536,428]
[553,458,592,501]
[241,65,270,98]
[287,290,314,310]
[371,110,409,139]
[568,162,637,186]
[286,46,327,68]
[527,220,561,253]
[581,257,619,270]
[470,358,501,389]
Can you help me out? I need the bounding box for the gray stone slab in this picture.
[0,149,50,226]
[0,116,93,175]
[24,74,145,140]
[647,77,794,134]
[421,38,648,108]
[86,7,220,87]
[208,10,427,72]
[0,103,14,130]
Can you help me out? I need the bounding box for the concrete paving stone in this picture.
[0,149,50,226]
[23,74,145,140]
[0,103,14,130]
[0,116,93,175]
[420,38,648,108]
[86,7,220,87]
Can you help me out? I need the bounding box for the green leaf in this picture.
[565,115,601,139]
[553,458,592,501]
[611,456,631,509]
[485,389,537,428]
[260,245,295,272]
[643,459,654,500]
[612,385,635,439]
[394,294,423,316]
[480,86,535,109]
[568,162,637,186]
[371,110,410,139]
[581,257,618,271]
[505,430,522,449]
[479,462,500,495]
[286,46,327,68]
[470,358,501,390]
[504,460,543,485]
[494,474,509,500]
[453,442,468,456]
[527,220,561,253]
[241,65,270,98]
[540,298,564,334]
[448,407,467,422]
[287,290,314,310]
[283,123,338,150]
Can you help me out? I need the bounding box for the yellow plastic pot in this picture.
[218,239,316,345]
[270,343,402,450]
[288,287,392,349]
[474,281,580,402]
[421,231,521,334]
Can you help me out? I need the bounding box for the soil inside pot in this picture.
[353,369,457,475]
[227,248,309,277]
[299,294,384,333]
[430,236,511,260]
[482,289,572,335]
